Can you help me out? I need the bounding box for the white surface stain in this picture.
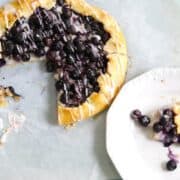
[0,112,26,145]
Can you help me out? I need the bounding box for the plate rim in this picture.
[106,67,180,180]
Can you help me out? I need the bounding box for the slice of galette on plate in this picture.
[0,0,128,127]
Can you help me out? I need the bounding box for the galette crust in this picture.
[0,0,128,127]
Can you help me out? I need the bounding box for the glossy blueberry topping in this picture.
[0,0,110,107]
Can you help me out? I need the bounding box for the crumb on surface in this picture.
[0,86,21,107]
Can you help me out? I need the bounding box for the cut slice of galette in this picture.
[0,0,128,127]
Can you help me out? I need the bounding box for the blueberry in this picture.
[166,160,177,171]
[44,38,53,47]
[91,36,101,45]
[169,128,177,136]
[67,55,75,65]
[74,39,84,52]
[46,50,60,61]
[153,122,163,133]
[56,0,65,5]
[71,72,80,80]
[93,21,103,30]
[101,31,110,43]
[60,51,66,58]
[43,11,56,28]
[36,40,45,48]
[87,69,96,79]
[55,80,64,91]
[130,110,142,120]
[62,6,72,18]
[67,25,77,34]
[51,41,63,51]
[3,40,14,55]
[53,24,63,34]
[163,122,175,134]
[0,58,6,67]
[84,23,92,32]
[85,16,95,23]
[159,116,172,126]
[22,53,30,62]
[15,32,26,44]
[64,41,74,54]
[172,135,178,143]
[34,33,43,43]
[13,45,24,55]
[163,109,174,118]
[60,93,67,104]
[163,135,173,147]
[46,61,55,72]
[29,13,43,29]
[86,45,99,59]
[61,33,68,43]
[71,72,79,80]
[34,48,45,57]
[139,115,151,127]
[13,54,22,61]
[94,83,100,92]
[177,135,180,143]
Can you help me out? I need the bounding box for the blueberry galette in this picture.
[0,0,128,127]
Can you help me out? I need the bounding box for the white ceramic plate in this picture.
[106,68,180,180]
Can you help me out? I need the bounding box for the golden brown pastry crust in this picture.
[0,0,128,127]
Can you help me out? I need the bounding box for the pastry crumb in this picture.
[0,86,21,107]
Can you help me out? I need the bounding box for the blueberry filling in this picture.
[130,108,180,171]
[0,0,110,107]
[154,109,178,147]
